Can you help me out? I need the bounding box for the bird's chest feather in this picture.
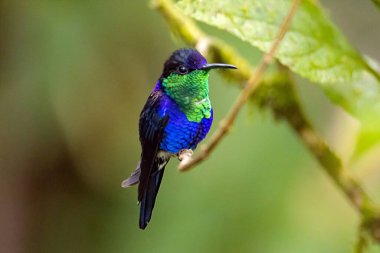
[161,71,212,122]
[157,97,213,154]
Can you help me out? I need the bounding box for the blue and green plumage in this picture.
[122,48,236,229]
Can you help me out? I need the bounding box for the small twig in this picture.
[178,0,301,171]
[353,223,369,253]
[254,70,380,241]
[257,70,376,218]
[154,0,380,244]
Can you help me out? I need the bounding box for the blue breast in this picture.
[157,94,213,154]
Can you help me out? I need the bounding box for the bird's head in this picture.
[159,48,236,96]
[161,48,236,78]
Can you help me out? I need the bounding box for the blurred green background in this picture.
[1,1,380,253]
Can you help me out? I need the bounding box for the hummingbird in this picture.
[122,48,236,229]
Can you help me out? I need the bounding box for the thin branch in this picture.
[154,0,380,243]
[254,69,376,220]
[178,0,301,171]
[353,226,368,253]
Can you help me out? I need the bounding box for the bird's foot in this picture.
[177,149,193,162]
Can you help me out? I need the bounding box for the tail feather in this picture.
[139,168,165,229]
[121,162,141,188]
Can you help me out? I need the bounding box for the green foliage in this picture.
[174,0,380,154]
[373,0,380,10]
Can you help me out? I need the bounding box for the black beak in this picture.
[200,63,237,71]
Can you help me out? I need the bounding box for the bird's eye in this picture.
[177,65,188,74]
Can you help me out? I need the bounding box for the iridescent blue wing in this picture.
[138,91,169,229]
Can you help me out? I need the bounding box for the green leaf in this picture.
[372,0,380,11]
[174,0,380,155]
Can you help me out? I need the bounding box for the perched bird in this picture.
[122,48,236,229]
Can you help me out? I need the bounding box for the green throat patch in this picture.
[162,70,212,123]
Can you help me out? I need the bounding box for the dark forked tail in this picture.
[121,159,167,229]
[139,165,166,229]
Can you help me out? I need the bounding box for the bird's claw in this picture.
[178,149,193,161]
